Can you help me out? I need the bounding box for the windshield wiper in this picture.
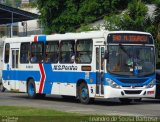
[119,44,129,57]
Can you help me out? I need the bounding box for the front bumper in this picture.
[104,85,156,98]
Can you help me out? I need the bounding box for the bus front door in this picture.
[10,49,19,91]
[95,46,105,96]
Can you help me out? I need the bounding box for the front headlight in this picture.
[145,79,156,88]
[106,78,121,89]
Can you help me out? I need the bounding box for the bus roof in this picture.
[4,30,152,43]
[47,31,151,41]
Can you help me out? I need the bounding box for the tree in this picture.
[112,0,131,10]
[37,0,129,34]
[154,0,160,40]
[105,0,150,31]
[153,0,160,67]
[37,0,79,34]
[38,0,158,34]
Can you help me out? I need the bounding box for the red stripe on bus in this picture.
[38,64,46,94]
[34,35,38,42]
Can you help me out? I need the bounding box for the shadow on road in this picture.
[142,98,160,104]
[7,92,160,106]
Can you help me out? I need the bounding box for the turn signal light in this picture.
[147,91,154,95]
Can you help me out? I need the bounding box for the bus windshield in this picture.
[107,45,155,76]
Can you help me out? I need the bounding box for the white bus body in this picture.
[2,30,156,104]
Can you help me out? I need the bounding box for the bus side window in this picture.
[30,42,44,63]
[20,42,30,63]
[45,41,59,63]
[4,43,10,63]
[76,39,93,63]
[60,40,75,63]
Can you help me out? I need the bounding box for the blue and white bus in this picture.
[2,30,156,104]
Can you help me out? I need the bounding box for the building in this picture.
[0,3,39,37]
[18,7,42,36]
[0,3,38,79]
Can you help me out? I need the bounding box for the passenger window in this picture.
[60,40,75,63]
[76,39,93,63]
[20,42,30,63]
[4,43,10,63]
[31,42,44,63]
[45,41,59,63]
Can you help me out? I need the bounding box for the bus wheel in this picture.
[78,83,93,104]
[119,98,132,104]
[27,79,37,99]
[0,83,6,92]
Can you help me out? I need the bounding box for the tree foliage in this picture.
[37,0,160,37]
[105,0,149,31]
[37,0,129,34]
[104,0,160,41]
[154,0,160,35]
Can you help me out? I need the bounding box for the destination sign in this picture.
[107,33,153,44]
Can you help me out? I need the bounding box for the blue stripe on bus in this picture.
[2,67,155,94]
[38,35,46,42]
[2,70,155,86]
[2,70,41,81]
[2,70,94,83]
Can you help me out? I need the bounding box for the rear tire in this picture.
[119,98,132,104]
[27,79,37,98]
[78,82,94,104]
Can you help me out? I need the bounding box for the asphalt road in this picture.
[0,92,160,117]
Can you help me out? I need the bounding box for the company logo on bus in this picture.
[53,65,78,71]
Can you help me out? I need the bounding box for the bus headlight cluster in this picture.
[145,79,156,88]
[106,78,121,89]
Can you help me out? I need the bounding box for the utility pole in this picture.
[10,12,13,37]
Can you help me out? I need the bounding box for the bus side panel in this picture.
[42,64,97,97]
[42,64,55,94]
[2,69,41,91]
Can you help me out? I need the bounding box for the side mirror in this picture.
[104,50,109,59]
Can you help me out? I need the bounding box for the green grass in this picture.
[0,106,159,122]
[0,106,74,116]
[0,106,87,122]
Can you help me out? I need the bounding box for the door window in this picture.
[4,43,10,63]
[12,50,19,68]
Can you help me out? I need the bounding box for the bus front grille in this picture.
[118,78,147,84]
[124,90,142,94]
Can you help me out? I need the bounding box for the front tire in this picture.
[78,82,94,104]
